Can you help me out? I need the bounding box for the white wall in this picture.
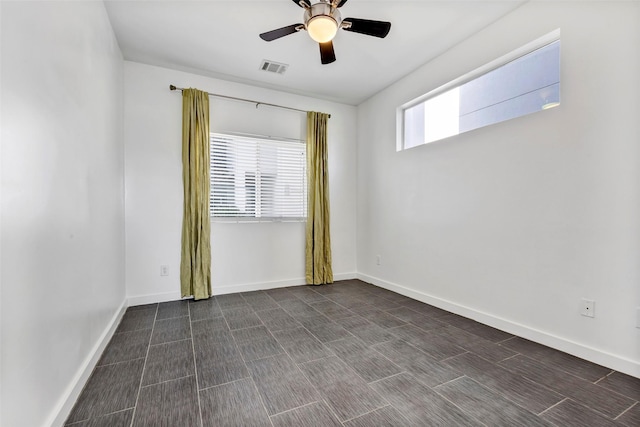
[357,1,640,377]
[124,62,357,303]
[0,2,125,426]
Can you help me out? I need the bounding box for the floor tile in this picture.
[309,300,355,319]
[150,316,191,345]
[231,325,272,343]
[264,288,300,302]
[199,378,271,427]
[282,300,324,319]
[237,336,284,361]
[390,325,465,360]
[373,339,461,387]
[256,308,302,332]
[358,309,407,329]
[222,306,263,330]
[298,316,353,343]
[326,338,403,383]
[287,286,327,303]
[191,317,229,336]
[188,298,223,321]
[501,337,611,382]
[596,371,640,401]
[443,352,564,414]
[142,339,195,386]
[435,376,550,426]
[344,405,412,427]
[399,300,451,318]
[98,329,151,366]
[541,398,623,426]
[133,376,200,427]
[370,373,479,427]
[247,355,320,415]
[117,307,156,333]
[617,402,640,427]
[215,293,249,310]
[299,356,386,421]
[157,300,189,320]
[194,332,249,388]
[365,295,402,311]
[335,316,397,345]
[65,409,134,427]
[67,359,144,423]
[241,290,280,311]
[71,279,635,427]
[435,325,516,362]
[499,355,634,419]
[270,402,341,427]
[439,313,513,342]
[272,327,334,363]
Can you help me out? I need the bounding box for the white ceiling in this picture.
[105,0,526,105]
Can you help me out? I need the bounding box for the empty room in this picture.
[1,0,639,426]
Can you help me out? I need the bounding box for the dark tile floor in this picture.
[66,280,640,426]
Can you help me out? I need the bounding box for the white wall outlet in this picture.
[580,299,595,318]
[160,265,169,276]
[636,307,640,329]
[376,255,381,265]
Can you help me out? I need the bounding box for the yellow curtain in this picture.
[306,111,333,285]
[180,89,212,300]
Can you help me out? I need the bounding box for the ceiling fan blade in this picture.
[292,0,311,8]
[319,41,336,65]
[333,0,348,7]
[259,24,303,41]
[342,18,391,38]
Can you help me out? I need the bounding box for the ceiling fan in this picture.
[259,0,392,65]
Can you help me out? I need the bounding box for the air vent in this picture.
[260,60,288,75]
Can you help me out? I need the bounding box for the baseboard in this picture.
[357,273,640,379]
[48,300,127,427]
[127,290,184,306]
[127,272,358,306]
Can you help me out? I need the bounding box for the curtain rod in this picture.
[169,85,330,118]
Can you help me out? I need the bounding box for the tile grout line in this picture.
[430,375,491,427]
[128,304,159,427]
[613,400,638,421]
[537,397,570,416]
[267,400,322,418]
[593,369,615,385]
[340,403,390,424]
[238,292,278,427]
[138,373,197,389]
[190,298,218,427]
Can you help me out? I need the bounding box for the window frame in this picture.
[209,132,308,223]
[396,29,561,151]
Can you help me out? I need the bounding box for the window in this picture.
[398,30,560,150]
[210,133,307,220]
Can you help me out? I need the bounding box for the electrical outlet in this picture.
[376,255,381,266]
[636,307,640,329]
[160,265,169,276]
[580,299,595,318]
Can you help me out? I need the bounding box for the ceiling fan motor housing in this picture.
[304,2,342,29]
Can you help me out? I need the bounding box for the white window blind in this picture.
[210,133,307,220]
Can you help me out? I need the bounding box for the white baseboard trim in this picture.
[128,290,184,306]
[127,272,358,306]
[48,300,128,427]
[357,273,640,379]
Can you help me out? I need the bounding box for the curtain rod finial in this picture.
[169,84,177,91]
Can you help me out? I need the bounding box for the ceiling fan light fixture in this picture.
[307,15,338,43]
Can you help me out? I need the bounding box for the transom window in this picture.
[398,30,560,150]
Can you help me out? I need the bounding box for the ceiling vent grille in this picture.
[260,60,288,75]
